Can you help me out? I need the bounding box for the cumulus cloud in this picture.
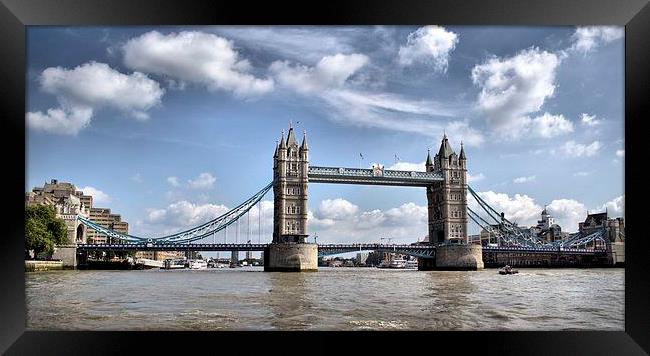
[146,201,229,227]
[616,149,625,158]
[560,140,602,157]
[526,113,574,138]
[580,113,600,126]
[188,172,216,190]
[269,53,369,94]
[570,26,624,53]
[27,61,164,134]
[547,199,587,233]
[602,195,624,217]
[26,106,93,135]
[309,199,428,244]
[398,26,458,72]
[79,186,111,204]
[317,198,359,220]
[471,47,561,139]
[469,191,541,227]
[167,176,180,187]
[123,31,273,96]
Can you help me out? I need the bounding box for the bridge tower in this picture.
[266,123,317,271]
[422,134,483,270]
[426,134,468,244]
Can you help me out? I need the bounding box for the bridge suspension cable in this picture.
[77,182,273,244]
[468,185,609,250]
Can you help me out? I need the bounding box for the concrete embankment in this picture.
[25,260,63,272]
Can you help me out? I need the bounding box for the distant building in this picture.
[86,207,129,244]
[26,179,92,244]
[136,250,185,261]
[579,211,625,243]
[531,207,563,242]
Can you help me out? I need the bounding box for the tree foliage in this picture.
[25,205,69,257]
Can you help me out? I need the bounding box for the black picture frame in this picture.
[2,0,649,354]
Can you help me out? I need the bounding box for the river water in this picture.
[26,267,624,331]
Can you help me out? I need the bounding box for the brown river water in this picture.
[26,267,624,331]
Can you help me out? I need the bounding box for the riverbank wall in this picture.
[25,260,63,272]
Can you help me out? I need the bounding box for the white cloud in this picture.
[188,172,216,190]
[471,47,561,138]
[26,106,93,135]
[616,149,624,158]
[167,176,180,187]
[602,195,624,217]
[146,201,229,227]
[388,161,426,171]
[317,198,359,220]
[269,53,369,94]
[580,113,600,126]
[469,191,542,227]
[398,26,459,72]
[27,61,164,134]
[309,199,429,244]
[513,175,536,184]
[123,31,273,96]
[527,113,574,138]
[468,172,485,183]
[547,199,588,233]
[561,140,602,157]
[79,186,111,204]
[570,26,624,53]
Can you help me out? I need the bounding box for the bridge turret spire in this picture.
[273,140,279,158]
[286,125,298,147]
[459,141,466,160]
[437,133,454,159]
[425,148,433,167]
[279,130,287,149]
[300,130,309,150]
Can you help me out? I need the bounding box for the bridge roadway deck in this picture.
[76,243,607,256]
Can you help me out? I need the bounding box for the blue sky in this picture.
[26,26,625,247]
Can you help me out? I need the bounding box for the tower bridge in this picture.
[71,123,619,271]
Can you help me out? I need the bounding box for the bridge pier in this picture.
[51,245,78,269]
[418,244,484,270]
[264,243,318,272]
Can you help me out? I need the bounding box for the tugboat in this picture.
[499,265,519,275]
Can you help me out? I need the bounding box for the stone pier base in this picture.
[435,244,484,270]
[264,243,318,272]
[51,246,78,269]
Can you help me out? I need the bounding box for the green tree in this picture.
[25,205,68,257]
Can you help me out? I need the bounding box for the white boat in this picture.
[190,259,208,269]
[378,258,407,269]
[389,259,407,268]
[405,260,418,269]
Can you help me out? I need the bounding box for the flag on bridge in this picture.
[360,153,364,159]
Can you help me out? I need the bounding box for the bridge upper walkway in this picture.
[308,166,443,186]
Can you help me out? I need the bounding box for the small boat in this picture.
[499,265,518,275]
